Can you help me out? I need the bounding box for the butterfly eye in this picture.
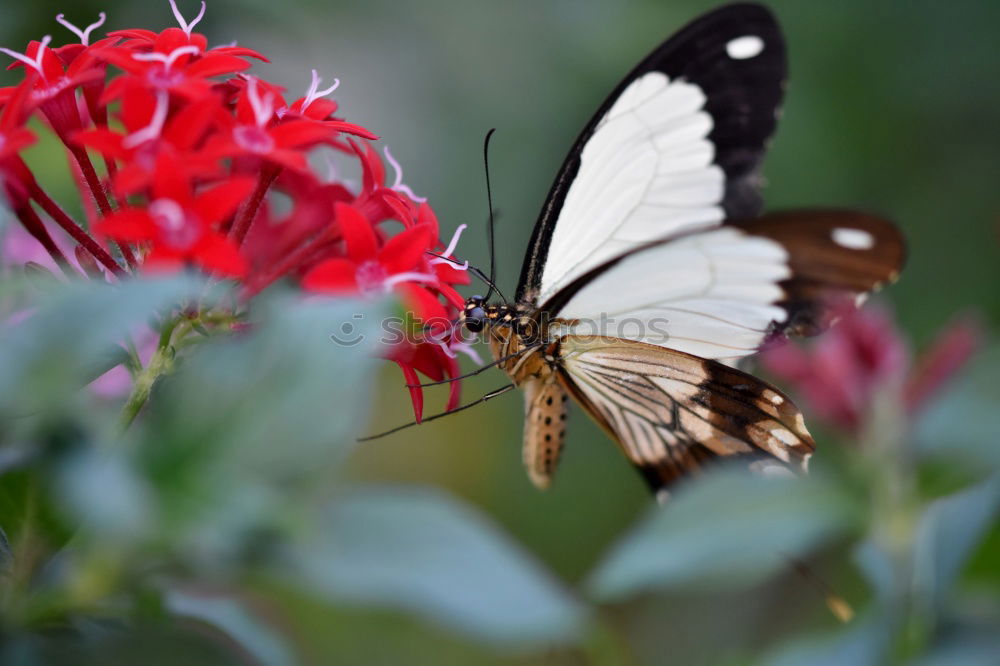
[464,306,487,333]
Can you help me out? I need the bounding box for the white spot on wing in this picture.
[750,459,795,477]
[832,227,875,250]
[763,390,784,406]
[773,428,799,446]
[726,35,765,60]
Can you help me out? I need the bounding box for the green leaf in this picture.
[761,610,890,666]
[145,296,382,476]
[852,538,896,603]
[164,588,300,666]
[0,276,202,417]
[287,486,588,648]
[587,468,859,600]
[0,525,11,575]
[915,346,1000,470]
[134,296,384,565]
[55,445,155,545]
[913,625,1000,666]
[913,473,1000,612]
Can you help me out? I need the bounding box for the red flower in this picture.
[74,86,222,195]
[203,77,376,174]
[0,75,37,163]
[302,202,441,309]
[302,201,474,420]
[0,36,105,141]
[97,155,254,276]
[761,302,982,433]
[0,1,471,422]
[97,0,266,104]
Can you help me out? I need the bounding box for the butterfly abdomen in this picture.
[522,377,569,489]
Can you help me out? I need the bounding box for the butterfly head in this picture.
[461,295,489,333]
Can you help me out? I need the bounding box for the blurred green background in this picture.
[1,1,998,664]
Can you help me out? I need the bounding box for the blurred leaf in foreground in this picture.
[762,610,891,666]
[123,295,385,569]
[915,346,1000,471]
[913,473,1000,615]
[587,468,860,600]
[286,485,588,649]
[0,276,201,418]
[165,588,301,666]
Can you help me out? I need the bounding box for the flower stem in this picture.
[864,389,924,659]
[229,165,280,246]
[67,144,138,269]
[26,169,126,277]
[118,317,183,431]
[10,199,78,279]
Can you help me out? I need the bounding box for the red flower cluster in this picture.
[761,301,981,434]
[0,1,471,418]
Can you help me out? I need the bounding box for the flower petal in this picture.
[335,202,378,262]
[192,177,258,226]
[192,233,248,277]
[95,209,156,241]
[379,223,433,274]
[906,315,983,413]
[394,361,424,423]
[301,258,359,292]
[268,119,335,148]
[184,54,253,78]
[72,128,125,157]
[397,282,448,322]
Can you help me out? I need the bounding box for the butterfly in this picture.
[373,3,905,500]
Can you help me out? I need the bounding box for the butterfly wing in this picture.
[544,210,905,363]
[518,3,786,305]
[558,335,813,495]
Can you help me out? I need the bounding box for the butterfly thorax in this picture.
[461,297,561,386]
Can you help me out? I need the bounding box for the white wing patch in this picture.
[832,227,875,250]
[538,72,725,304]
[726,35,765,60]
[553,227,791,361]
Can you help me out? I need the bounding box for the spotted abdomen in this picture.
[522,378,569,489]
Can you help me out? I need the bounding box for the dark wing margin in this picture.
[517,3,786,303]
[558,336,814,494]
[729,209,907,339]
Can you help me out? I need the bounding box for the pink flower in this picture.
[761,302,982,433]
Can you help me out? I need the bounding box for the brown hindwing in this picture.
[559,335,813,494]
[522,377,569,489]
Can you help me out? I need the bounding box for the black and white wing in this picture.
[558,336,813,495]
[517,3,786,305]
[545,210,905,362]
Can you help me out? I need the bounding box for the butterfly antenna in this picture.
[426,251,508,302]
[483,128,499,302]
[357,384,515,441]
